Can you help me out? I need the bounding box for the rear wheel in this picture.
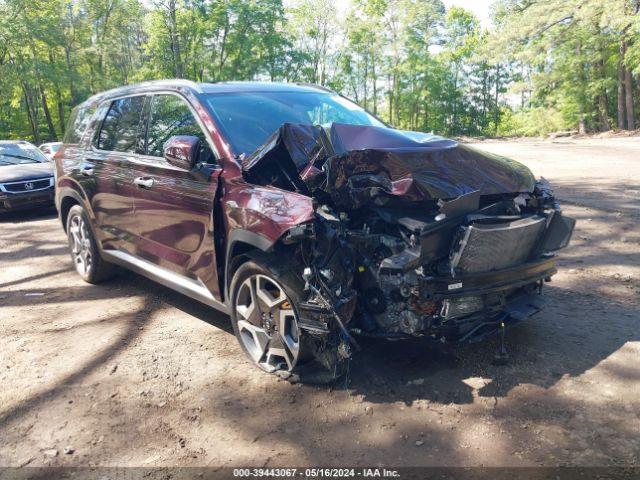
[66,205,114,283]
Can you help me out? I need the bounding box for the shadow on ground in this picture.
[0,208,57,223]
[3,197,637,410]
[1,184,638,467]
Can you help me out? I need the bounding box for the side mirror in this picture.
[163,135,200,170]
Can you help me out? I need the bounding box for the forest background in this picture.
[0,0,638,143]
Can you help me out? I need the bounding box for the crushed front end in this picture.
[346,185,573,342]
[243,123,575,371]
[288,182,574,346]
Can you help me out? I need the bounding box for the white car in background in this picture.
[39,142,63,160]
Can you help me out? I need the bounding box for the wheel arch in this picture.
[57,188,85,232]
[223,230,275,303]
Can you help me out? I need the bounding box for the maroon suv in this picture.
[55,80,574,381]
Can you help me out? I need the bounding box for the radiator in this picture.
[451,216,546,274]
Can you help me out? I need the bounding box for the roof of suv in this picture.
[199,81,333,94]
[80,80,333,107]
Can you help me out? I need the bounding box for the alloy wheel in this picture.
[235,274,300,372]
[69,214,93,277]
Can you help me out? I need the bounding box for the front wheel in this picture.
[66,204,114,284]
[230,260,307,375]
[229,257,349,383]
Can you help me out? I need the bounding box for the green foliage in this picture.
[491,0,639,133]
[0,0,637,143]
[496,107,567,137]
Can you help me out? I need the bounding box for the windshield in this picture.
[204,91,386,155]
[0,143,48,166]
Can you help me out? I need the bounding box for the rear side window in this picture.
[97,96,145,153]
[146,94,214,163]
[63,105,96,144]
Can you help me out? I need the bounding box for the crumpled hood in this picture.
[0,162,53,183]
[243,123,535,209]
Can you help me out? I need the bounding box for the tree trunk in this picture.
[494,63,501,134]
[363,57,368,110]
[481,66,487,128]
[372,60,377,115]
[22,88,40,144]
[637,74,640,121]
[39,83,57,141]
[452,67,459,134]
[578,114,586,135]
[55,85,65,135]
[49,51,66,134]
[169,0,183,78]
[96,0,115,87]
[424,103,429,132]
[596,57,610,131]
[618,42,627,129]
[387,73,393,124]
[624,64,634,130]
[576,41,589,133]
[10,54,40,143]
[393,71,399,127]
[217,22,229,79]
[65,46,78,104]
[598,92,610,132]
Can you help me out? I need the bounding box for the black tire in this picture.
[229,256,341,383]
[65,204,115,284]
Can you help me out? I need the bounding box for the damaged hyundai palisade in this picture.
[55,81,575,382]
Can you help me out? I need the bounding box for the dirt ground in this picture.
[0,138,638,469]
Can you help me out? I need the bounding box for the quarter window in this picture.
[97,96,145,153]
[146,94,214,163]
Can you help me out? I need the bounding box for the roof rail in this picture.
[294,82,335,93]
[75,79,204,109]
[102,79,202,96]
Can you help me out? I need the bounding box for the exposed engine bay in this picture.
[242,123,575,371]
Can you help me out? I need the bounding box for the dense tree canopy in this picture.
[0,0,638,143]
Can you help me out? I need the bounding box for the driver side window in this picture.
[146,94,216,164]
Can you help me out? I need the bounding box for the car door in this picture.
[80,95,146,252]
[128,93,223,299]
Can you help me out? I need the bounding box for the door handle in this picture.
[81,165,95,176]
[134,177,154,189]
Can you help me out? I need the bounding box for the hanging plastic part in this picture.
[493,314,509,366]
[306,282,361,352]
